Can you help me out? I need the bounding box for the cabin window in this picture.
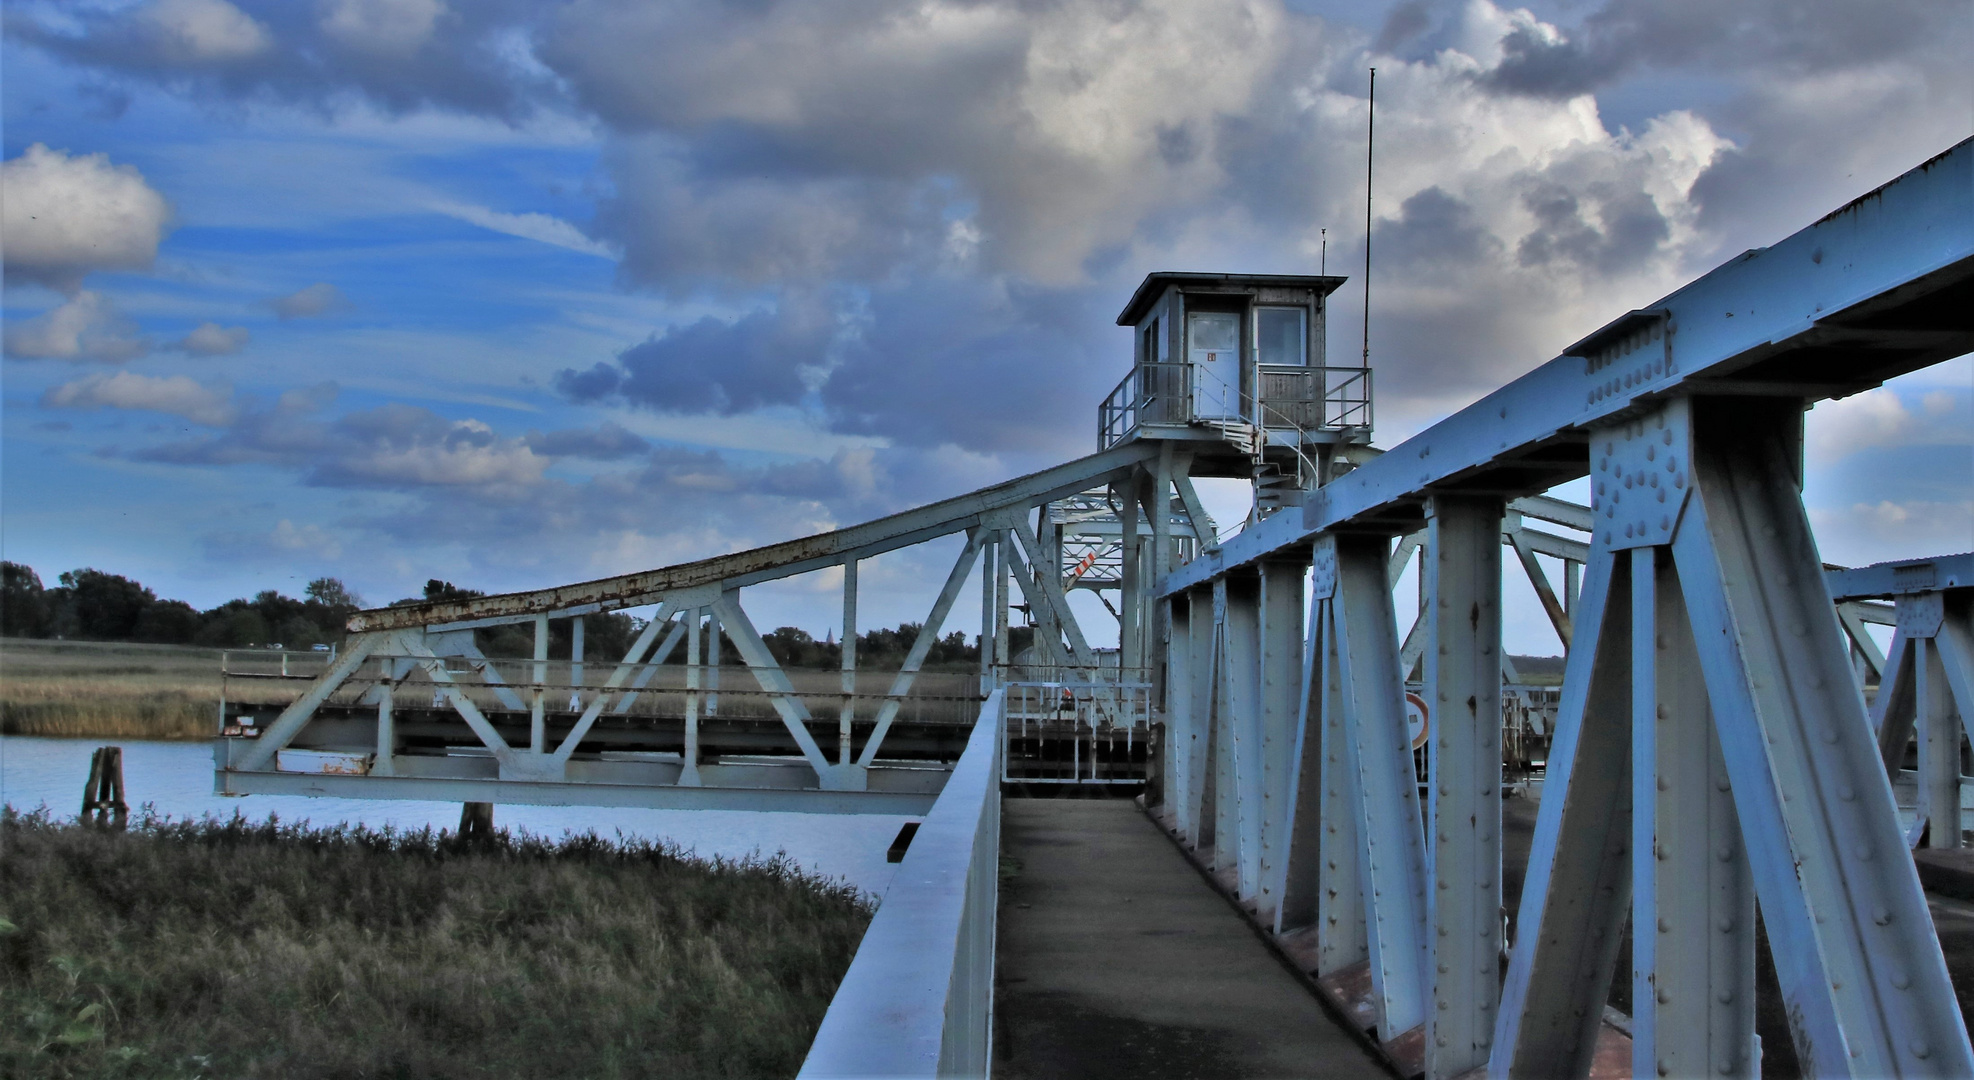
[1255,306,1307,366]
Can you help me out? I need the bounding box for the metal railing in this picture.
[1002,680,1152,785]
[799,689,1004,1078]
[1099,360,1372,449]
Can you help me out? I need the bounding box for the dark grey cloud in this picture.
[1375,187,1503,272]
[1515,181,1669,275]
[523,421,649,459]
[1479,0,1966,99]
[1374,0,1432,54]
[556,297,836,415]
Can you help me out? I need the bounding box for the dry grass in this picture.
[0,808,873,1080]
[0,640,228,741]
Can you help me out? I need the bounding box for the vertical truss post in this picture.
[1164,593,1193,814]
[1631,547,1756,1078]
[1315,578,1370,972]
[981,538,997,693]
[1492,545,1632,1077]
[1120,474,1142,678]
[1150,447,1174,705]
[374,674,396,777]
[707,608,721,716]
[1189,584,1218,848]
[530,613,549,754]
[995,530,1011,676]
[571,616,585,705]
[1222,573,1263,896]
[683,606,703,786]
[1874,628,1917,773]
[841,559,859,766]
[1330,533,1431,1040]
[1670,398,1969,1076]
[1256,556,1305,927]
[1424,495,1505,1078]
[1210,579,1236,872]
[1918,636,1960,848]
[1275,546,1331,935]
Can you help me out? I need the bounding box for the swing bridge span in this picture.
[215,138,1974,1078]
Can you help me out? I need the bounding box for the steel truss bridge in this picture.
[216,138,1974,1078]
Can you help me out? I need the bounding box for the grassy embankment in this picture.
[0,636,985,741]
[1,808,872,1079]
[0,639,230,741]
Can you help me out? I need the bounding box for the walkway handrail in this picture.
[799,689,1004,1078]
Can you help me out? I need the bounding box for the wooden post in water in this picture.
[81,746,129,830]
[458,801,494,843]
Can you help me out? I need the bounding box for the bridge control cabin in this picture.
[1099,272,1373,506]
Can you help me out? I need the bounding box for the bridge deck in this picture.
[994,798,1391,1079]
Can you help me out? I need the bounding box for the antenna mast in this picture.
[1363,67,1375,369]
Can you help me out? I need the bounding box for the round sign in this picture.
[1404,692,1430,750]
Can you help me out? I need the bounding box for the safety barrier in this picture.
[799,689,1004,1078]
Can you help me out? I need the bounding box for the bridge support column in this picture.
[1220,573,1262,895]
[1326,533,1431,1042]
[1188,584,1217,848]
[1160,593,1192,812]
[1256,556,1304,927]
[1424,495,1504,1078]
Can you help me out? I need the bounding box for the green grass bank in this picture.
[0,809,872,1079]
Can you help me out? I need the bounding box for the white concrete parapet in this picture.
[799,689,1004,1078]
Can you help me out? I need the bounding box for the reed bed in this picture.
[1,640,224,741]
[0,807,873,1079]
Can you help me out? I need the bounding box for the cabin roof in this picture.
[1115,272,1348,327]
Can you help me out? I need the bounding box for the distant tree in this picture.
[196,605,272,648]
[305,577,361,609]
[135,600,202,645]
[54,569,157,641]
[2,562,50,637]
[424,579,483,602]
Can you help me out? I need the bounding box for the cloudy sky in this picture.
[3,0,1969,648]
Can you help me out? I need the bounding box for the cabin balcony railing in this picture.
[1099,362,1192,448]
[1102,361,1371,448]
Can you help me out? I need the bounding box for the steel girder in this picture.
[1150,140,1973,1078]
[1159,137,1974,597]
[218,449,1155,809]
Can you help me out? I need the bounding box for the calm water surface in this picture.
[0,736,907,894]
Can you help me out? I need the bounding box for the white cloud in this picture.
[173,322,251,356]
[1810,499,1974,568]
[42,371,237,427]
[139,0,271,63]
[2,144,174,293]
[3,292,150,362]
[269,519,344,559]
[339,430,547,486]
[265,282,351,319]
[1804,387,1965,466]
[319,0,445,57]
[432,201,616,258]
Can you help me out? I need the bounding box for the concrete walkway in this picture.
[995,799,1391,1080]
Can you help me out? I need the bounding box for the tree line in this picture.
[2,563,363,650]
[2,562,1009,669]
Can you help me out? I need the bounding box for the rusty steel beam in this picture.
[348,442,1158,632]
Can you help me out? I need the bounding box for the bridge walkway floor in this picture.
[994,797,1393,1079]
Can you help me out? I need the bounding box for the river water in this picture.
[0,736,908,894]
